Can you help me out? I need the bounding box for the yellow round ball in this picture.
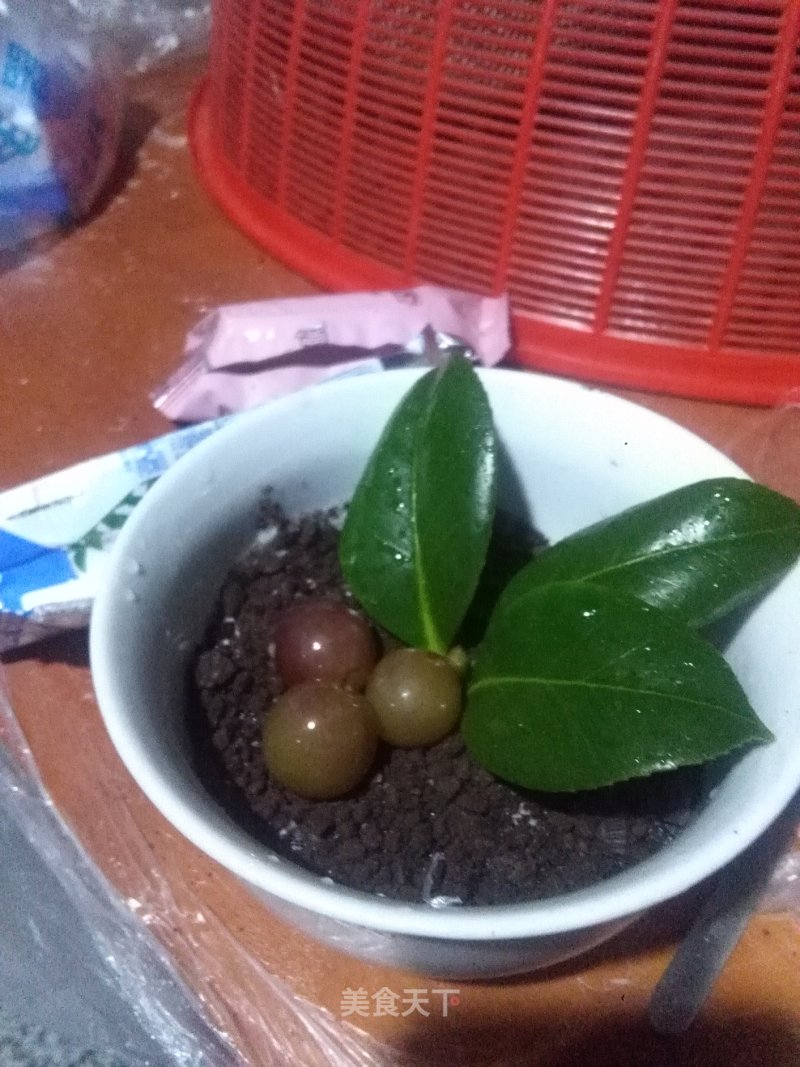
[366,648,463,747]
[263,682,378,798]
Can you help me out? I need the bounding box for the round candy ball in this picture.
[274,598,379,691]
[262,681,378,799]
[365,648,463,747]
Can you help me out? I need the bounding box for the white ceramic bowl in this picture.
[90,370,800,978]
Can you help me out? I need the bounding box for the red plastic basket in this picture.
[190,0,800,404]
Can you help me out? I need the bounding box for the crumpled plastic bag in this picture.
[0,667,232,1065]
[65,0,211,72]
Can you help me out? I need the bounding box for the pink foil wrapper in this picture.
[153,286,511,421]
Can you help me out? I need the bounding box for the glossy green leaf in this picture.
[500,479,800,628]
[463,582,772,792]
[340,356,496,652]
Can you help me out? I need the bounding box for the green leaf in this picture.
[463,582,773,792]
[499,478,800,628]
[457,509,545,648]
[340,356,496,652]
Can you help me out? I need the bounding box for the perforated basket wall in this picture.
[190,0,800,403]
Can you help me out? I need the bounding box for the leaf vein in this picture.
[469,675,752,720]
[562,525,795,585]
[411,378,442,652]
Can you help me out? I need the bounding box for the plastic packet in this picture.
[0,3,125,252]
[65,1,211,73]
[153,286,512,422]
[0,419,226,654]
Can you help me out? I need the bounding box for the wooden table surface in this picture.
[1,59,798,1067]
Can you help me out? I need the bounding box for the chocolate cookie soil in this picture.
[188,499,703,906]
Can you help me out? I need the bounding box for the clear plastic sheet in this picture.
[0,666,232,1065]
[0,663,404,1065]
[760,826,800,916]
[759,845,800,913]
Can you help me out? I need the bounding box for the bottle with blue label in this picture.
[0,5,124,251]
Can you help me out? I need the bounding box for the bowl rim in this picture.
[90,368,800,941]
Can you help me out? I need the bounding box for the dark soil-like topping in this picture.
[188,498,703,906]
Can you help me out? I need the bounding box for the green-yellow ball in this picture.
[263,682,378,798]
[366,648,463,747]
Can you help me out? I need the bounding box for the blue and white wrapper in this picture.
[0,420,227,653]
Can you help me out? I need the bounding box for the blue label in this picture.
[0,529,76,614]
[0,528,48,570]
